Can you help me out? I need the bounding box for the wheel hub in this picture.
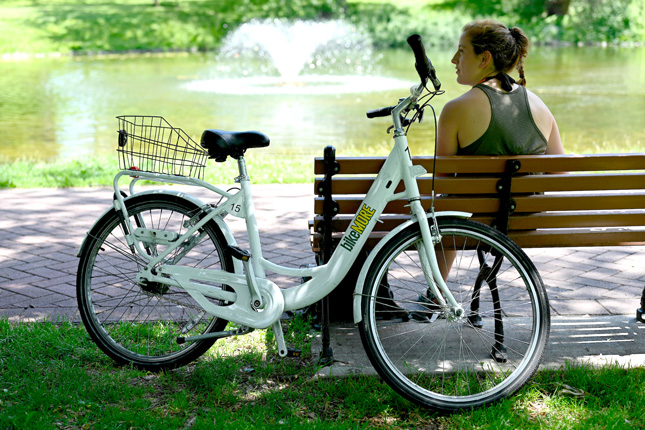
[139,280,169,295]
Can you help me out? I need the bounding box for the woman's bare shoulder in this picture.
[442,88,490,124]
[452,86,487,104]
[444,87,488,113]
[525,88,549,110]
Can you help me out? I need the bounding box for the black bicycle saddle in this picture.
[201,129,270,162]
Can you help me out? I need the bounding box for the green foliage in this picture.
[246,0,348,20]
[429,0,645,44]
[346,1,471,48]
[558,0,645,43]
[0,0,349,55]
[0,0,643,56]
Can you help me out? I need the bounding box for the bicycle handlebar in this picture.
[366,34,442,121]
[366,106,395,119]
[406,34,441,91]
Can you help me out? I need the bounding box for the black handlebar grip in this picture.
[366,106,395,119]
[407,34,430,86]
[406,34,441,91]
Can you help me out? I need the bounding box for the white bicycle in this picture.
[76,35,549,412]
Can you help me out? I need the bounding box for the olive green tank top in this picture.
[457,84,548,156]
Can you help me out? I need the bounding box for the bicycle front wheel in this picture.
[358,217,549,411]
[77,193,234,371]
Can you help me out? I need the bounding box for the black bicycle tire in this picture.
[358,217,549,411]
[77,193,234,371]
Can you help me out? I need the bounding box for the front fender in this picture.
[352,211,471,324]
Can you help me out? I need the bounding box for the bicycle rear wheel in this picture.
[358,217,549,411]
[77,193,233,371]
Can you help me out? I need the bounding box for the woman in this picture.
[427,20,565,296]
[438,20,564,156]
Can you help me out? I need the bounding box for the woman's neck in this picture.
[476,72,516,91]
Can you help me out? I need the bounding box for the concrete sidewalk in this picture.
[1,185,644,369]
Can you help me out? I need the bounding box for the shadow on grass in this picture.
[1,319,644,429]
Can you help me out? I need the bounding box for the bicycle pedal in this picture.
[227,245,250,261]
[286,347,302,358]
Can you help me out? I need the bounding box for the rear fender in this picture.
[77,190,242,274]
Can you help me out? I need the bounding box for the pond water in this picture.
[1,46,644,162]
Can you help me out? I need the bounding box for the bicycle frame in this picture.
[110,84,466,349]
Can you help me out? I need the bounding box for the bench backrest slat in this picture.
[314,173,645,196]
[314,154,645,175]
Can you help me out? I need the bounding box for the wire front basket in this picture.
[117,115,208,179]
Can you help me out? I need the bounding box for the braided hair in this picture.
[463,20,530,87]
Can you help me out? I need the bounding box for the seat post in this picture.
[234,155,265,277]
[236,155,249,182]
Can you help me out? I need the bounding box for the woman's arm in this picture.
[545,115,564,155]
[436,99,460,156]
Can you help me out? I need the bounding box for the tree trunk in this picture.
[546,0,571,16]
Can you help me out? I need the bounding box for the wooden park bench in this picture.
[309,147,645,323]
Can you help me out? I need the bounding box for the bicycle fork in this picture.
[395,135,463,319]
[409,198,465,319]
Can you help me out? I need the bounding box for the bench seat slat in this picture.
[315,177,501,195]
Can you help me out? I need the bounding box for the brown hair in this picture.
[462,20,530,86]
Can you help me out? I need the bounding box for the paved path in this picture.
[1,185,644,368]
[0,184,317,322]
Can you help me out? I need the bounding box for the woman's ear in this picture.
[480,51,493,69]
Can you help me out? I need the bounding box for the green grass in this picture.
[1,318,644,429]
[0,153,314,188]
[0,140,401,188]
[3,137,645,188]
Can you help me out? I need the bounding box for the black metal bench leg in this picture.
[319,295,334,365]
[468,275,484,328]
[317,145,338,365]
[470,250,507,362]
[468,248,496,328]
[488,276,508,363]
[637,286,645,323]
